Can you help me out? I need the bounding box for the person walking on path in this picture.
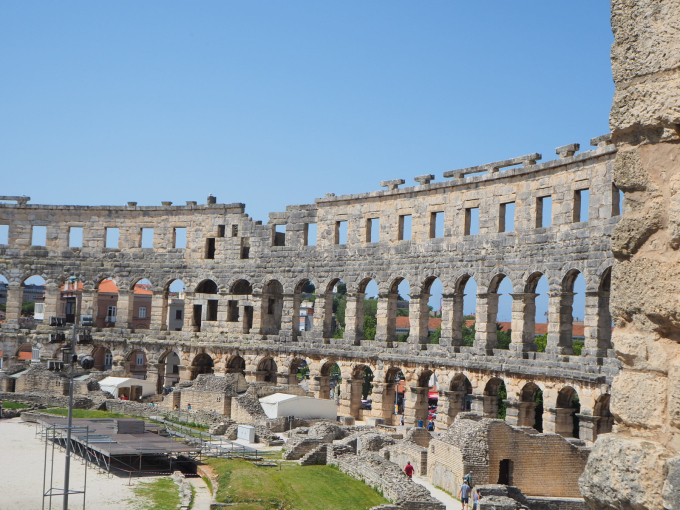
[472,489,480,510]
[463,471,473,487]
[404,462,414,478]
[458,480,471,510]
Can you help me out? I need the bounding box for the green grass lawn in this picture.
[130,477,180,510]
[1,401,30,409]
[41,408,129,419]
[206,458,388,510]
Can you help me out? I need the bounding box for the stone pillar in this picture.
[146,362,163,394]
[279,293,295,341]
[374,292,395,344]
[408,293,431,345]
[376,381,397,424]
[250,294,265,334]
[439,293,455,346]
[510,293,538,354]
[116,289,132,329]
[474,293,499,353]
[506,401,536,428]
[343,293,365,345]
[178,364,192,384]
[150,291,166,331]
[469,394,486,415]
[80,287,97,321]
[5,283,22,324]
[546,291,574,355]
[182,292,198,332]
[313,292,334,338]
[549,407,576,438]
[310,375,330,399]
[583,290,612,357]
[576,414,598,444]
[276,372,291,385]
[369,382,386,420]
[43,284,60,321]
[436,390,465,431]
[405,386,429,427]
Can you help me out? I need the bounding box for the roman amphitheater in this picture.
[1,2,679,509]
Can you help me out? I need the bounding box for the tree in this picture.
[429,325,441,344]
[534,333,547,352]
[396,308,409,317]
[336,283,347,295]
[362,298,377,340]
[333,294,347,329]
[362,367,374,400]
[496,323,512,349]
[462,322,476,347]
[572,338,584,356]
[497,382,507,420]
[21,301,34,316]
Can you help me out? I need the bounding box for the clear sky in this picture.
[1,2,613,324]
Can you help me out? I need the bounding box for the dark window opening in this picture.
[207,299,218,321]
[196,280,218,294]
[243,306,253,333]
[193,304,202,329]
[232,224,238,237]
[498,459,513,485]
[227,300,239,322]
[240,238,250,259]
[175,310,182,320]
[273,225,286,246]
[268,298,275,315]
[206,238,216,259]
[217,225,226,237]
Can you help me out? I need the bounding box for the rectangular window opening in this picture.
[268,298,275,315]
[175,309,182,320]
[206,238,216,259]
[138,307,147,319]
[465,208,479,236]
[227,300,240,322]
[499,202,515,233]
[141,228,154,248]
[217,225,226,237]
[207,299,218,321]
[304,223,317,246]
[273,225,286,246]
[136,354,144,366]
[430,211,444,238]
[367,217,380,243]
[69,227,83,248]
[173,227,187,249]
[612,185,623,217]
[537,196,552,228]
[574,189,590,223]
[240,238,250,259]
[335,221,348,245]
[0,224,8,245]
[32,226,47,246]
[231,224,238,237]
[398,214,412,241]
[105,228,120,249]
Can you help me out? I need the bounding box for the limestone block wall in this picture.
[178,389,231,415]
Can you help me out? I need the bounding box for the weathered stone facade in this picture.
[0,138,620,448]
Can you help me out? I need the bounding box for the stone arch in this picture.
[261,279,284,335]
[195,279,218,294]
[555,385,581,438]
[162,279,186,332]
[19,274,47,323]
[407,368,434,427]
[482,376,507,420]
[230,279,253,295]
[593,393,613,438]
[380,276,409,344]
[292,278,316,339]
[519,382,544,431]
[92,345,113,372]
[125,349,148,379]
[156,349,182,392]
[382,366,406,424]
[318,360,342,400]
[257,356,278,383]
[226,354,246,375]
[190,352,214,380]
[96,277,119,329]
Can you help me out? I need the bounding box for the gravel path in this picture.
[412,475,460,510]
[0,417,140,510]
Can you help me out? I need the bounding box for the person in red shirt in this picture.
[404,462,414,478]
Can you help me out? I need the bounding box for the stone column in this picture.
[369,382,386,421]
[546,291,575,355]
[376,381,397,424]
[583,290,612,357]
[150,291,166,331]
[405,386,429,427]
[439,293,456,346]
[343,293,365,345]
[310,375,330,399]
[576,414,598,444]
[43,284,60,322]
[146,362,163,394]
[549,407,576,438]
[436,390,465,431]
[509,293,538,354]
[408,293,431,346]
[178,364,192,384]
[279,293,295,341]
[374,292,395,344]
[276,372,291,385]
[474,293,499,353]
[182,292,198,332]
[469,394,486,415]
[312,292,334,338]
[506,401,536,428]
[5,283,22,325]
[80,287,97,322]
[116,289,132,329]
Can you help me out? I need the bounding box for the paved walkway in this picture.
[412,475,460,510]
[189,476,212,509]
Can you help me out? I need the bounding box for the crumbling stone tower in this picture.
[580,1,680,508]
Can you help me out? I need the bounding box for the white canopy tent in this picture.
[259,393,337,420]
[98,376,157,398]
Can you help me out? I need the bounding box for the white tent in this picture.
[98,376,157,398]
[259,393,337,420]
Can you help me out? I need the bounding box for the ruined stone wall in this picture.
[580,2,680,509]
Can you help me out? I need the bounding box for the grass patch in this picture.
[202,475,213,496]
[207,458,387,510]
[131,477,180,510]
[1,401,30,409]
[163,415,210,431]
[41,408,128,419]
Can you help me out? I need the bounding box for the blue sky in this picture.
[0,2,613,323]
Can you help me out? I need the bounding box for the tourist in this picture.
[463,470,473,487]
[400,415,405,426]
[404,461,414,478]
[472,489,480,510]
[458,480,471,510]
[427,420,434,431]
[187,403,192,410]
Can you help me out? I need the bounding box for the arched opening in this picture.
[409,369,434,427]
[92,346,113,372]
[291,358,310,382]
[97,278,119,328]
[358,278,379,341]
[130,278,153,330]
[195,280,218,294]
[557,270,586,354]
[556,386,581,438]
[349,364,373,419]
[21,275,46,325]
[228,279,253,333]
[155,350,181,392]
[226,355,246,375]
[597,268,613,351]
[165,279,186,331]
[422,277,443,344]
[320,361,342,400]
[59,276,81,324]
[455,275,477,347]
[258,357,278,383]
[451,373,473,411]
[294,279,316,339]
[384,367,406,425]
[525,273,550,352]
[191,353,214,380]
[126,349,148,379]
[262,280,283,335]
[388,278,410,343]
[436,373,472,429]
[520,382,544,432]
[486,274,513,350]
[483,377,507,420]
[193,279,219,332]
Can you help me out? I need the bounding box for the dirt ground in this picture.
[0,417,141,510]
